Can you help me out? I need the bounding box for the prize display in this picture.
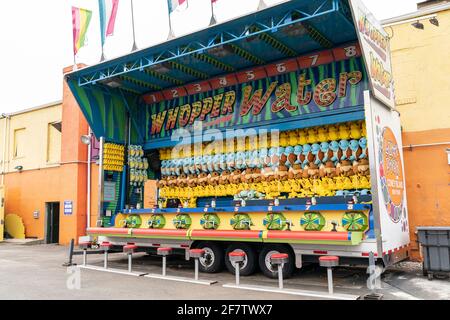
[128,145,149,187]
[103,143,125,172]
[157,121,370,207]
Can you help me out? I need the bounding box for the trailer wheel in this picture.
[194,242,224,273]
[224,243,257,276]
[258,244,295,279]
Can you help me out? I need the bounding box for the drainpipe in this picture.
[86,128,92,229]
[97,136,105,227]
[1,114,10,186]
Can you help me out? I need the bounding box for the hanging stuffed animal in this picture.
[311,143,322,165]
[306,127,319,144]
[301,144,312,168]
[268,147,278,168]
[219,170,231,185]
[288,130,298,146]
[297,129,308,145]
[350,122,362,140]
[320,160,337,178]
[318,127,328,142]
[338,123,350,140]
[320,142,331,163]
[259,148,269,168]
[294,145,303,165]
[236,151,246,170]
[194,156,202,174]
[280,131,289,147]
[339,140,351,160]
[359,137,368,159]
[213,154,221,172]
[327,125,339,141]
[336,160,354,177]
[226,153,236,171]
[208,172,220,186]
[285,146,296,168]
[278,147,287,166]
[361,121,367,137]
[288,163,303,180]
[349,140,360,161]
[182,158,190,175]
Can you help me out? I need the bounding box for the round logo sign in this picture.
[378,127,404,223]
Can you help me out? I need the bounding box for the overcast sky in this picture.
[0,0,419,113]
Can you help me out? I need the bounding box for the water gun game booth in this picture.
[66,0,410,299]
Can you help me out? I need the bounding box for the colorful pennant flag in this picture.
[98,0,120,46]
[72,7,93,55]
[168,0,188,13]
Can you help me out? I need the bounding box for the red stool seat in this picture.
[190,249,205,258]
[229,251,246,263]
[79,242,92,249]
[270,253,289,265]
[124,244,138,253]
[100,242,113,249]
[157,247,173,256]
[319,256,339,268]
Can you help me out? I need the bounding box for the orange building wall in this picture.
[402,129,450,260]
[2,65,95,245]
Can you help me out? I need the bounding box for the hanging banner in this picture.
[144,54,369,140]
[349,0,395,108]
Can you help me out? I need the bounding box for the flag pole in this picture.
[258,0,267,10]
[167,1,176,40]
[130,0,138,51]
[209,0,216,26]
[99,0,106,61]
[72,7,78,70]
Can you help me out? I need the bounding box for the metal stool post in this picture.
[229,252,246,286]
[270,253,289,290]
[100,242,113,269]
[319,256,339,295]
[123,244,138,273]
[79,242,92,266]
[157,247,173,277]
[190,249,205,281]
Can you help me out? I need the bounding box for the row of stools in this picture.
[79,241,340,295]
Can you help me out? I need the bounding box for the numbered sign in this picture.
[297,50,334,69]
[236,66,267,83]
[185,81,212,95]
[265,59,299,77]
[210,74,238,90]
[332,43,362,61]
[142,92,164,104]
[162,87,188,100]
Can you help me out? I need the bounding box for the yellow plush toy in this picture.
[361,122,367,137]
[297,129,308,145]
[338,123,351,140]
[288,130,298,146]
[350,122,362,140]
[327,125,339,141]
[318,127,328,142]
[280,131,289,147]
[306,127,318,144]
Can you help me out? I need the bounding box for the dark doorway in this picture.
[45,202,60,244]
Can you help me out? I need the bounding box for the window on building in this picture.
[13,128,25,159]
[47,122,62,164]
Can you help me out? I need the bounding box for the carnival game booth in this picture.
[66,0,410,278]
